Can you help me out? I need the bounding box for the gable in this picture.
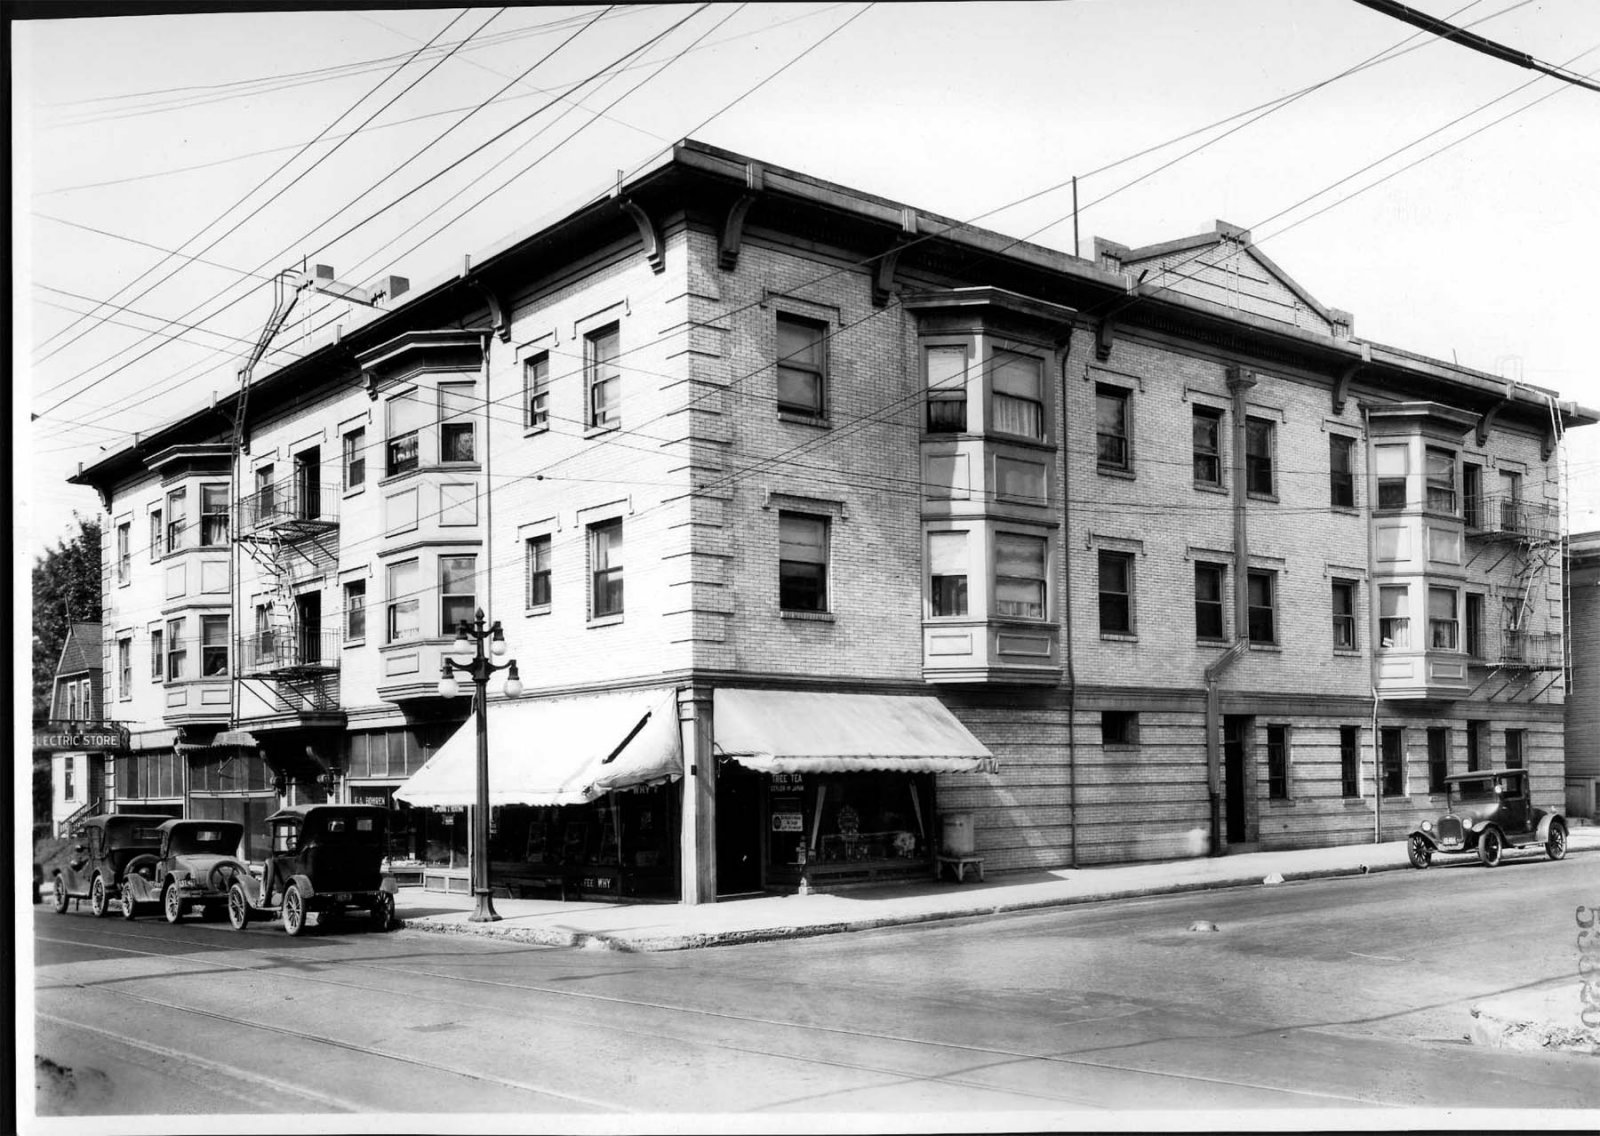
[1122,242,1334,335]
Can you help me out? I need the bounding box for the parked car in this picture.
[224,805,398,936]
[51,814,170,917]
[120,819,248,923]
[1407,769,1567,869]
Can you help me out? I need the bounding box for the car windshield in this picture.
[110,824,164,847]
[1450,778,1498,804]
[170,828,237,855]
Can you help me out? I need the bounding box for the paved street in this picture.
[31,856,1600,1124]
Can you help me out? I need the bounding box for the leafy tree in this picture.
[32,514,102,720]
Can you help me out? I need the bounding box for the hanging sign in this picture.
[34,725,128,751]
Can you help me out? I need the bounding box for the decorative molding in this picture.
[468,279,510,342]
[718,169,762,270]
[1477,381,1516,447]
[761,488,848,520]
[617,198,665,274]
[1332,362,1362,415]
[1094,317,1116,362]
[870,243,905,308]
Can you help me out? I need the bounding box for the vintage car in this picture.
[51,813,171,917]
[1408,768,1568,869]
[120,819,249,923]
[224,805,398,936]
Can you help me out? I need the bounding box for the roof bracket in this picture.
[1095,317,1117,363]
[1332,362,1362,415]
[870,243,904,308]
[718,162,764,270]
[469,279,510,342]
[617,198,665,275]
[1477,380,1516,446]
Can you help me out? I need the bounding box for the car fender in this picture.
[288,874,315,899]
[123,873,158,903]
[232,873,264,906]
[1408,828,1440,850]
[380,876,398,895]
[1536,813,1566,843]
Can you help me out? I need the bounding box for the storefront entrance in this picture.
[715,762,763,896]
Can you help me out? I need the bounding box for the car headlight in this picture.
[1462,818,1475,832]
[1421,821,1432,833]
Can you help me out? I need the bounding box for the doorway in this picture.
[1223,715,1251,844]
[295,447,320,521]
[294,591,321,667]
[715,761,763,896]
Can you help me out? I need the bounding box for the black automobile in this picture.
[223,805,398,936]
[50,814,171,917]
[1407,769,1568,869]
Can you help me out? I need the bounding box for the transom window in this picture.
[1095,384,1130,470]
[992,351,1044,439]
[1193,407,1222,486]
[928,531,968,617]
[994,533,1047,619]
[778,512,829,612]
[589,519,624,618]
[776,315,827,418]
[586,324,622,429]
[925,345,968,433]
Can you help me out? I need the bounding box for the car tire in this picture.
[1546,821,1568,862]
[283,883,306,937]
[120,885,138,920]
[162,882,185,924]
[52,876,69,915]
[1407,834,1432,870]
[89,875,110,918]
[227,882,251,931]
[1478,828,1503,868]
[371,891,394,932]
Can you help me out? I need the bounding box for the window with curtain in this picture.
[1375,444,1408,509]
[387,560,419,642]
[201,614,229,676]
[925,345,968,433]
[994,533,1047,619]
[1331,579,1357,650]
[439,556,476,636]
[1425,447,1456,514]
[992,351,1043,439]
[439,383,476,463]
[1379,586,1410,649]
[928,530,968,617]
[200,483,229,546]
[387,390,426,474]
[1428,586,1459,650]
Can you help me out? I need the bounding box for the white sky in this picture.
[14,0,1600,559]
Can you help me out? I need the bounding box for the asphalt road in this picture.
[29,853,1600,1124]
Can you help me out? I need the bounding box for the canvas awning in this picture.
[712,689,997,774]
[394,690,682,808]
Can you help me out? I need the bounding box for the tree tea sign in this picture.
[34,724,127,751]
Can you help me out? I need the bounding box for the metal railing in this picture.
[1464,494,1558,541]
[58,797,103,836]
[1498,630,1564,669]
[239,629,341,675]
[239,476,338,531]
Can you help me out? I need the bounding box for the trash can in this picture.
[940,812,974,856]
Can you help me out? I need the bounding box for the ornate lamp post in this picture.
[437,608,523,922]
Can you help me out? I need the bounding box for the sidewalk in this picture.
[396,824,1600,954]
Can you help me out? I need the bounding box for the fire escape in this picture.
[1467,490,1564,701]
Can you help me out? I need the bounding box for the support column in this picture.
[677,686,717,904]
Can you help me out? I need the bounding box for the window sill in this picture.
[1197,637,1230,648]
[588,614,624,628]
[584,423,621,439]
[343,638,365,649]
[1247,492,1279,503]
[524,424,550,439]
[1099,631,1137,642]
[343,486,366,500]
[1330,505,1360,516]
[780,609,835,622]
[1343,797,1368,807]
[1102,743,1139,752]
[1248,643,1282,653]
[1333,648,1363,658]
[778,411,830,428]
[524,605,551,619]
[1193,482,1227,495]
[1097,467,1135,480]
[1267,798,1296,807]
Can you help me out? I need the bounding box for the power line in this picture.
[1352,0,1600,92]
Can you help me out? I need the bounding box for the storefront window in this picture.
[768,771,933,883]
[484,789,678,900]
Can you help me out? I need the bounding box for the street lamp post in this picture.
[437,608,523,923]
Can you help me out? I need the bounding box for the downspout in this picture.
[1361,405,1381,843]
[1203,366,1256,856]
[1060,343,1078,869]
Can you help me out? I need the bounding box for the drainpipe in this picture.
[1060,345,1078,869]
[1203,366,1256,856]
[1362,404,1382,843]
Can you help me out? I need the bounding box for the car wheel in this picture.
[89,875,110,918]
[1478,828,1503,868]
[1546,821,1568,862]
[1407,834,1432,870]
[120,885,138,920]
[283,884,306,937]
[52,876,69,915]
[371,891,395,932]
[227,883,251,931]
[162,882,185,924]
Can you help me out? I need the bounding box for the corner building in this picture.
[72,141,1594,902]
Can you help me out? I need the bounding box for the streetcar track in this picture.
[34,920,1383,1110]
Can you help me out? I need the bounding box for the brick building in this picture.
[1566,531,1600,819]
[69,140,1595,902]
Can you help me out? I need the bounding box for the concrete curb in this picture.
[1469,1005,1600,1058]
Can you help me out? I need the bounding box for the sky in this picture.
[14,0,1600,564]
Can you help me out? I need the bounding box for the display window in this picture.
[487,787,679,901]
[764,771,934,885]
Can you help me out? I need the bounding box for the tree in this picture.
[32,514,102,720]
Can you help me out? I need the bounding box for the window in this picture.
[116,522,131,583]
[1266,724,1289,800]
[149,509,162,561]
[64,756,76,802]
[1245,417,1274,496]
[1375,444,1408,509]
[1499,470,1523,532]
[344,579,366,643]
[1095,384,1129,470]
[166,488,186,552]
[118,636,132,698]
[927,531,968,617]
[993,351,1044,439]
[1340,725,1361,798]
[1462,462,1482,527]
[439,556,476,637]
[200,483,229,546]
[387,390,424,475]
[1331,579,1357,650]
[925,345,967,433]
[1195,562,1226,640]
[1465,593,1485,657]
[1504,729,1525,769]
[439,383,476,463]
[994,533,1047,619]
[1502,597,1525,659]
[1466,722,1483,771]
[524,352,550,430]
[1379,586,1410,649]
[1427,728,1449,793]
[526,535,552,609]
[1428,587,1458,650]
[1381,727,1405,797]
[589,519,624,618]
[343,427,366,489]
[201,614,229,676]
[1101,711,1137,746]
[255,603,275,662]
[165,618,186,680]
[1329,435,1356,507]
[150,628,163,681]
[1425,447,1456,514]
[776,314,826,417]
[586,324,622,429]
[1246,570,1276,644]
[1097,550,1134,635]
[779,513,829,612]
[255,464,275,523]
[1192,407,1222,486]
[387,560,419,642]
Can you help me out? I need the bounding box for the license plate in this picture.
[333,892,352,902]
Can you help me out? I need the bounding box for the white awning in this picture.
[394,690,682,807]
[713,689,997,774]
